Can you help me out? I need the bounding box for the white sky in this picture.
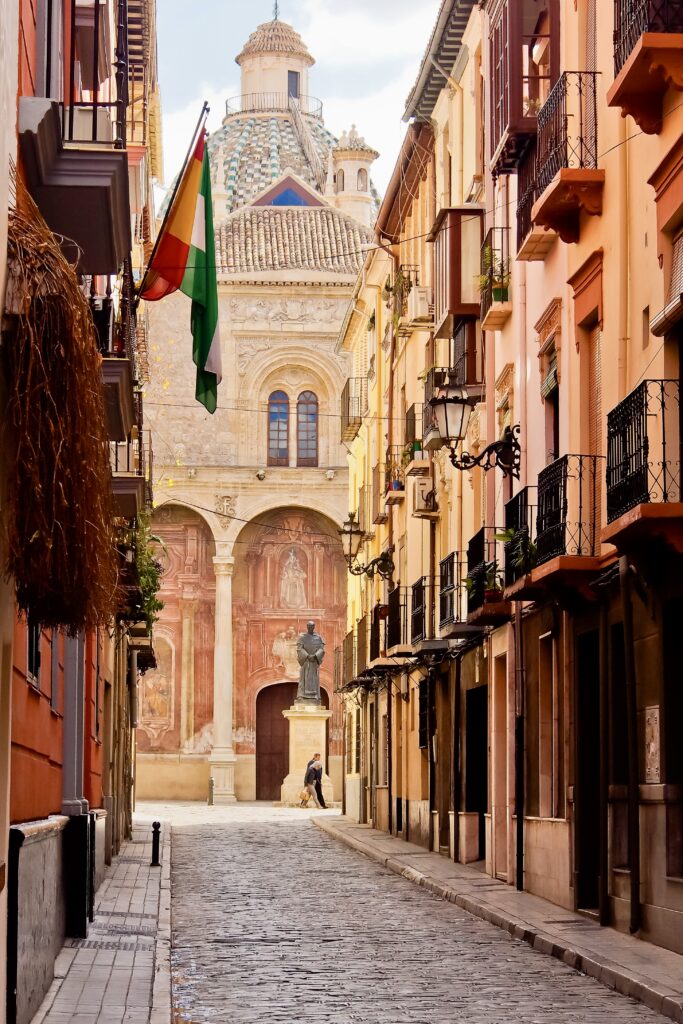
[156,0,442,201]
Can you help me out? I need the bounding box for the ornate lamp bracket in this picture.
[448,424,521,480]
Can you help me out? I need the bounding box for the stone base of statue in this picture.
[279,703,333,807]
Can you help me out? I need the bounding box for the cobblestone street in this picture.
[159,804,670,1024]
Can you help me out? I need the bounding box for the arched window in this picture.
[336,168,345,193]
[357,168,368,191]
[268,391,289,466]
[297,391,318,467]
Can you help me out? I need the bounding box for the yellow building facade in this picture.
[338,0,683,955]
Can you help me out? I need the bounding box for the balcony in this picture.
[110,429,153,520]
[480,227,512,330]
[404,404,429,476]
[603,379,683,553]
[489,0,560,173]
[384,446,406,504]
[466,527,511,626]
[429,206,484,338]
[356,615,369,677]
[342,628,357,687]
[386,586,412,657]
[532,453,604,595]
[502,487,544,601]
[516,143,557,260]
[225,93,323,120]
[96,264,138,442]
[341,378,368,441]
[608,0,683,134]
[18,0,131,274]
[531,73,604,244]
[396,264,420,335]
[372,464,388,524]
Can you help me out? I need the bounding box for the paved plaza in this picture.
[155,803,670,1024]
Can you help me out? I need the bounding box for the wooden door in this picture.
[256,683,297,800]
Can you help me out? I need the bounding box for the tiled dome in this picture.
[236,19,315,67]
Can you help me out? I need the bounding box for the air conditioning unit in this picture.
[412,477,439,518]
[407,285,432,323]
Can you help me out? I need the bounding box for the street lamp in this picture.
[339,512,394,579]
[429,384,521,479]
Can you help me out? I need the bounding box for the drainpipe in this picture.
[617,117,629,395]
[453,652,462,862]
[514,604,525,890]
[598,599,610,925]
[619,556,641,933]
[387,679,392,834]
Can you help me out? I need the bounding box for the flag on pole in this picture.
[140,132,221,414]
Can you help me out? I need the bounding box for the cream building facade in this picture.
[138,16,376,803]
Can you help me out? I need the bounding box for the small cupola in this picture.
[235,15,314,104]
[331,125,379,228]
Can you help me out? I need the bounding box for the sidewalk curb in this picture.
[313,817,683,1024]
[151,820,172,1024]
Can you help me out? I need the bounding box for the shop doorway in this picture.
[465,684,489,861]
[575,630,600,909]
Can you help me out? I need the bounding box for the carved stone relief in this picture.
[230,296,346,324]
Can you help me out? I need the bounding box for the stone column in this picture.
[180,593,197,750]
[210,556,237,802]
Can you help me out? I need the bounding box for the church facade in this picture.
[136,15,376,801]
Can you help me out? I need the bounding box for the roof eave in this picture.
[403,0,476,123]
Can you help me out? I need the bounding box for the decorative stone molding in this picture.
[215,495,237,528]
[495,363,514,413]
[534,297,562,385]
[229,296,346,324]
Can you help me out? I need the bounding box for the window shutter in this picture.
[669,231,683,301]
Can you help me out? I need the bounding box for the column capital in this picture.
[213,556,235,577]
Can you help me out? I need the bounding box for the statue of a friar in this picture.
[296,621,325,705]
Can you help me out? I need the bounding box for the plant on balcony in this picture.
[478,245,511,302]
[496,528,538,575]
[3,169,119,632]
[463,560,503,599]
[367,310,376,332]
[135,513,165,634]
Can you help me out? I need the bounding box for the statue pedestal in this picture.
[280,703,333,806]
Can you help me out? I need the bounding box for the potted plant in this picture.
[496,527,538,577]
[478,246,510,303]
[483,560,503,600]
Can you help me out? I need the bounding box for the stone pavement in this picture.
[315,814,683,1024]
[144,801,673,1024]
[30,815,170,1024]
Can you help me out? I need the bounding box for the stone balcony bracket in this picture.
[607,33,683,135]
[531,169,606,245]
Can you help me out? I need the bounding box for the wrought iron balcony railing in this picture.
[356,614,369,677]
[606,379,681,522]
[341,377,368,441]
[466,526,504,614]
[480,226,511,320]
[343,628,356,685]
[387,586,409,650]
[614,0,683,75]
[536,454,603,564]
[384,445,406,495]
[516,142,538,251]
[225,92,324,120]
[370,602,387,661]
[503,486,537,586]
[536,72,598,197]
[411,577,427,644]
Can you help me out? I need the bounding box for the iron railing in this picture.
[405,403,424,447]
[397,264,420,318]
[387,586,409,650]
[466,527,504,614]
[606,379,681,522]
[614,0,683,75]
[536,454,603,563]
[370,603,386,660]
[341,378,368,441]
[372,464,387,523]
[516,142,538,250]
[536,72,598,197]
[411,577,427,643]
[110,428,153,505]
[343,628,356,684]
[63,0,129,146]
[357,614,369,676]
[384,446,406,495]
[225,92,324,119]
[480,226,511,319]
[503,486,537,586]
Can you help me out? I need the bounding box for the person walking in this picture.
[306,752,326,809]
[302,759,321,808]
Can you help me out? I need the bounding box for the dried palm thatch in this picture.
[2,165,120,632]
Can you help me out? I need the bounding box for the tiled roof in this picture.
[215,206,372,276]
[207,115,336,214]
[236,19,314,66]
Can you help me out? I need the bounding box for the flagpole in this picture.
[135,101,210,306]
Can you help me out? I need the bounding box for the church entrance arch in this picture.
[255,683,330,800]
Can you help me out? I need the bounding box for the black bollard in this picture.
[151,821,161,867]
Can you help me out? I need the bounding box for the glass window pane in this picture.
[297,391,318,467]
[268,391,289,466]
